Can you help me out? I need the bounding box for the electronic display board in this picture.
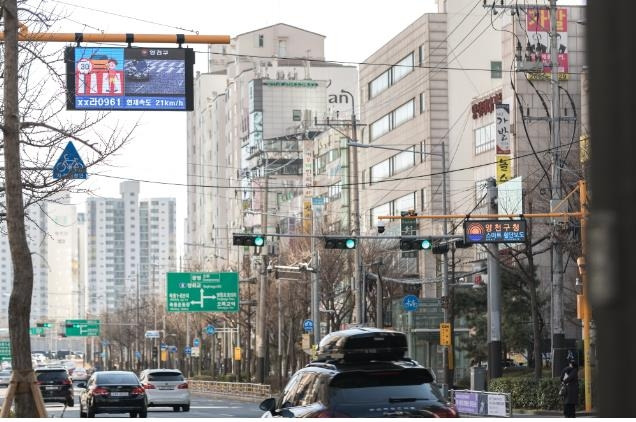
[464,219,527,244]
[65,46,194,111]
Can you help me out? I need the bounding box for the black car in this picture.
[78,370,147,418]
[35,367,74,407]
[260,328,458,418]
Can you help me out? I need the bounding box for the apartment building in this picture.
[186,23,357,272]
[86,181,176,315]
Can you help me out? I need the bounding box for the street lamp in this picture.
[348,140,450,387]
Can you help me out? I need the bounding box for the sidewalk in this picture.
[513,409,596,417]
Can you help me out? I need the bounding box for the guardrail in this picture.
[450,389,512,417]
[188,380,271,399]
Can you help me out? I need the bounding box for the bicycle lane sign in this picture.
[53,141,87,179]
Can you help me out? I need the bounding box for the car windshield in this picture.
[147,372,184,382]
[36,370,68,381]
[329,370,444,403]
[96,373,139,385]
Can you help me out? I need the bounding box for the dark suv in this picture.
[35,367,74,407]
[260,327,458,418]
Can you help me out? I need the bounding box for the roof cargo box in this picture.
[316,327,408,362]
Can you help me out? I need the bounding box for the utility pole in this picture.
[311,206,321,346]
[548,0,566,378]
[440,142,452,389]
[341,89,362,324]
[486,177,502,379]
[256,173,269,383]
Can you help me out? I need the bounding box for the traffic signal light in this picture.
[324,237,357,249]
[432,243,450,254]
[400,237,432,251]
[233,233,265,247]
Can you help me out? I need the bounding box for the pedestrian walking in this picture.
[560,359,579,417]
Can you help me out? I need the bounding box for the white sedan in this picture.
[139,369,190,412]
[71,367,88,381]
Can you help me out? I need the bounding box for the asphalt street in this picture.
[0,384,264,418]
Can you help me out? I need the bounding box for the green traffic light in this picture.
[254,236,265,247]
[420,239,432,249]
[345,239,356,249]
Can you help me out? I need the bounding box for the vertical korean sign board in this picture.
[167,272,239,312]
[65,46,195,111]
[495,103,511,185]
[526,8,569,80]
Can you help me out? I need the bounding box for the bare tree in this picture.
[2,1,136,416]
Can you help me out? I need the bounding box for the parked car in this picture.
[0,370,11,387]
[35,367,74,407]
[72,367,89,381]
[78,370,147,418]
[139,368,190,412]
[260,328,458,418]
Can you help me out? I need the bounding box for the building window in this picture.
[370,114,390,141]
[278,39,287,57]
[369,99,415,142]
[418,45,424,66]
[419,92,425,113]
[392,53,414,84]
[491,61,502,79]
[475,123,496,154]
[393,147,416,174]
[292,109,302,121]
[368,52,414,99]
[369,70,390,99]
[258,34,264,47]
[370,202,392,228]
[370,159,390,183]
[394,192,416,214]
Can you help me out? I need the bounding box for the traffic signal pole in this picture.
[0,29,230,44]
[486,178,502,379]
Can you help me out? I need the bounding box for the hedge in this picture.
[488,376,584,410]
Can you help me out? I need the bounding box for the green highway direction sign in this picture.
[30,327,46,336]
[65,319,100,337]
[167,272,239,313]
[0,340,10,361]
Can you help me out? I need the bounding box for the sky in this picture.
[42,0,439,249]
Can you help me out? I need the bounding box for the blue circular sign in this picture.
[206,325,216,335]
[193,338,200,347]
[303,319,314,332]
[402,294,419,312]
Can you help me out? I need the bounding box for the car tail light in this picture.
[92,386,109,396]
[132,387,145,396]
[143,383,156,389]
[430,406,458,418]
[314,410,350,418]
[62,378,72,385]
[177,382,188,389]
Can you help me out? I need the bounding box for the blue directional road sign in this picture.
[135,351,141,360]
[160,343,167,351]
[169,345,178,353]
[303,319,314,332]
[184,346,192,355]
[53,141,87,179]
[402,294,420,312]
[206,325,216,335]
[193,338,200,347]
